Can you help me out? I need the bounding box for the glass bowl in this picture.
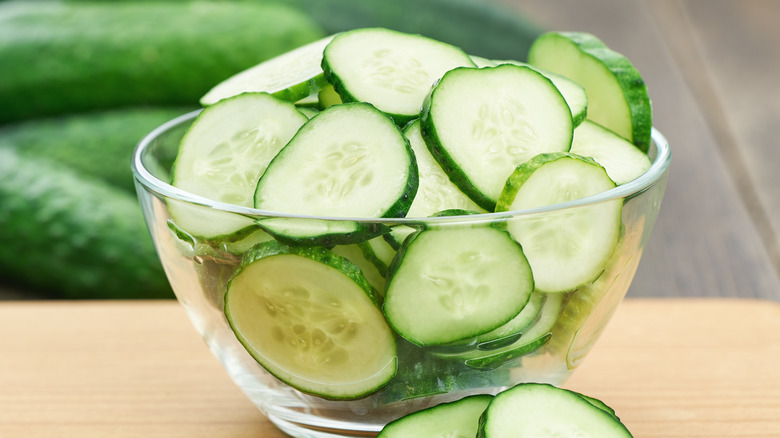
[132,109,670,437]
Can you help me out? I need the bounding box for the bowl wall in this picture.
[133,110,670,437]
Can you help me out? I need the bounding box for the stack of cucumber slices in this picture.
[169,26,651,432]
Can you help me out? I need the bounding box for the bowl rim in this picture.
[131,109,671,224]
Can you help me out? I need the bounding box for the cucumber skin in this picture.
[0,148,172,299]
[0,107,192,193]
[495,152,609,212]
[419,68,496,212]
[231,240,383,307]
[0,1,324,123]
[528,32,652,152]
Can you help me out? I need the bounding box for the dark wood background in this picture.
[504,0,780,300]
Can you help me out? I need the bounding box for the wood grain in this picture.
[1,299,778,437]
[501,0,780,300]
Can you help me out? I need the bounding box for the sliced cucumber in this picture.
[421,64,573,211]
[478,383,633,437]
[358,235,397,276]
[331,243,386,296]
[570,120,651,185]
[200,35,335,106]
[403,119,486,218]
[322,27,475,124]
[254,102,418,244]
[474,57,588,127]
[170,92,307,239]
[433,292,563,371]
[384,226,534,346]
[496,153,622,293]
[474,290,545,344]
[527,31,652,152]
[378,394,493,438]
[224,241,396,400]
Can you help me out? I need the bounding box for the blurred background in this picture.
[1,0,778,301]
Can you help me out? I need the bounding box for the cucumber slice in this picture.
[331,243,386,296]
[378,394,492,438]
[200,35,335,106]
[570,120,651,185]
[474,290,545,344]
[224,241,397,400]
[433,292,563,371]
[527,31,652,152]
[496,153,622,293]
[322,27,475,124]
[170,92,307,239]
[403,119,486,218]
[478,383,633,437]
[384,226,534,346]
[358,235,397,276]
[254,102,418,244]
[473,57,588,127]
[421,64,573,211]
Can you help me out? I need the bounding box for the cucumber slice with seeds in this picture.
[224,241,397,400]
[528,31,652,152]
[421,64,573,211]
[496,153,622,293]
[170,92,307,239]
[254,102,418,244]
[200,35,335,106]
[322,27,475,124]
[384,226,534,346]
[478,383,633,437]
[403,120,486,218]
[570,120,651,185]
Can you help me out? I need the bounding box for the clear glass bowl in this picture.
[132,109,671,437]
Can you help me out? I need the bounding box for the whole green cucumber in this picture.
[0,107,193,193]
[0,1,324,123]
[0,148,173,299]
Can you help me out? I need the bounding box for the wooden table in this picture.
[1,298,778,437]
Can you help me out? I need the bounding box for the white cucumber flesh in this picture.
[421,64,573,211]
[224,241,396,400]
[384,226,534,346]
[323,27,475,124]
[479,383,632,437]
[570,120,651,185]
[496,153,622,293]
[254,102,418,243]
[170,92,307,239]
[201,35,335,106]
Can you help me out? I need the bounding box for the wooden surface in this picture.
[499,0,780,301]
[1,298,778,437]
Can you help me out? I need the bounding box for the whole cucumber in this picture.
[0,148,173,299]
[0,107,193,193]
[0,1,324,123]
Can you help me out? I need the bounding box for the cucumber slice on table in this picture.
[570,120,651,185]
[384,226,534,346]
[472,57,588,127]
[378,394,493,438]
[170,92,307,239]
[527,31,652,152]
[496,153,622,293]
[254,102,418,245]
[224,241,397,400]
[200,35,335,106]
[421,64,573,211]
[477,383,633,437]
[322,27,475,124]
